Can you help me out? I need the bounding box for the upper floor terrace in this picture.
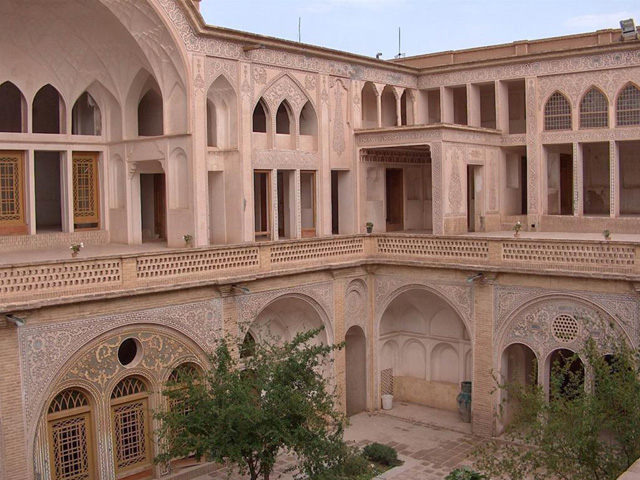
[2,231,639,314]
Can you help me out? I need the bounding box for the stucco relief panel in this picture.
[205,56,238,89]
[374,275,474,336]
[237,282,335,337]
[20,300,221,423]
[418,50,640,88]
[494,285,639,355]
[252,150,318,169]
[345,279,368,332]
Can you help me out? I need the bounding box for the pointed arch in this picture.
[252,98,269,133]
[207,75,238,149]
[361,82,378,128]
[544,91,572,131]
[33,84,65,134]
[138,85,163,137]
[616,82,640,126]
[579,87,608,129]
[72,91,102,135]
[0,81,26,132]
[299,101,317,136]
[257,71,314,115]
[276,100,293,134]
[381,85,396,127]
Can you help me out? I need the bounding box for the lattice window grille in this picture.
[0,154,22,222]
[381,368,394,395]
[617,84,640,126]
[168,363,200,384]
[73,155,99,224]
[552,314,579,342]
[113,400,148,470]
[49,390,89,414]
[544,92,572,131]
[580,88,608,128]
[50,416,91,480]
[111,377,146,399]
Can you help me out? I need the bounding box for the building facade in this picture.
[1,1,640,479]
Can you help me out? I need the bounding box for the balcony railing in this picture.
[1,234,638,311]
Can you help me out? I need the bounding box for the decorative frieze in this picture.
[252,149,318,169]
[359,148,431,164]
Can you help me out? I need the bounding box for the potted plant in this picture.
[69,242,84,258]
[603,229,611,241]
[183,234,193,247]
[513,221,522,238]
[366,222,374,234]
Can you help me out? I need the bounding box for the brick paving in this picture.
[189,403,482,480]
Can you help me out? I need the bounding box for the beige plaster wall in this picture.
[394,376,459,412]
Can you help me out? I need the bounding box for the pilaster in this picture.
[610,140,619,218]
[239,62,255,242]
[191,54,209,246]
[573,142,583,216]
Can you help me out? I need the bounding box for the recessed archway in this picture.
[378,288,471,412]
[500,343,538,425]
[345,325,366,416]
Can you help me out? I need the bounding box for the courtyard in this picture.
[185,403,480,480]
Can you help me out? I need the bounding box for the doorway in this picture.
[385,168,404,231]
[140,173,166,241]
[254,170,271,240]
[300,171,316,237]
[467,165,483,232]
[35,151,62,233]
[277,171,294,239]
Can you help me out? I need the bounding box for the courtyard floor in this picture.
[189,403,481,480]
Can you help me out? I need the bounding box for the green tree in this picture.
[155,327,348,480]
[474,337,640,480]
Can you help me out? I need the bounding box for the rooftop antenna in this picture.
[298,17,301,43]
[394,27,405,59]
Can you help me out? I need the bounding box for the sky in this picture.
[200,0,640,59]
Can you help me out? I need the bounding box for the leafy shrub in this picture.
[362,442,401,467]
[445,466,488,480]
[311,447,372,480]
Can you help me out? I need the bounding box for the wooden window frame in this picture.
[72,152,100,230]
[254,170,272,240]
[300,170,317,238]
[0,151,27,235]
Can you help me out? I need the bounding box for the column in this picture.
[573,142,583,216]
[468,84,481,127]
[191,55,209,246]
[62,150,74,233]
[239,62,255,242]
[294,169,301,238]
[430,142,444,235]
[394,87,403,126]
[495,80,509,133]
[471,274,498,436]
[610,141,619,218]
[441,86,454,124]
[271,168,278,241]
[26,149,36,235]
[376,90,382,128]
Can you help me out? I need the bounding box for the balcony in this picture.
[1,232,639,312]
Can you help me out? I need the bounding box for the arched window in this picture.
[0,82,25,132]
[617,83,640,126]
[544,92,572,131]
[299,101,317,136]
[72,92,102,135]
[275,101,292,134]
[579,88,608,129]
[138,88,163,136]
[167,363,201,413]
[33,84,64,134]
[252,99,268,133]
[110,377,152,477]
[47,389,95,480]
[361,82,378,128]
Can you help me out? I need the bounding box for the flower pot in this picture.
[366,226,373,234]
[71,251,79,258]
[457,381,472,423]
[381,394,393,410]
[513,231,520,238]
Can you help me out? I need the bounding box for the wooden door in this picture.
[153,174,166,240]
[385,168,404,231]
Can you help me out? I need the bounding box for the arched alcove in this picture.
[138,87,163,137]
[0,81,26,132]
[381,86,396,128]
[546,348,584,400]
[379,288,471,413]
[500,343,538,425]
[299,101,318,151]
[207,75,237,149]
[345,325,366,415]
[72,91,102,135]
[33,84,64,134]
[361,82,378,128]
[169,148,189,209]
